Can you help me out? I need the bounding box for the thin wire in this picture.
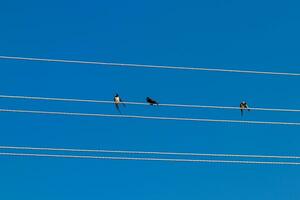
[1,94,300,113]
[0,55,299,76]
[1,108,300,126]
[0,152,300,165]
[1,145,299,159]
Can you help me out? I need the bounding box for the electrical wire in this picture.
[0,145,299,159]
[0,152,300,165]
[1,94,300,113]
[0,108,300,126]
[0,55,299,76]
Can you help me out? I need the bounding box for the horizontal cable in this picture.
[1,94,300,113]
[0,108,300,126]
[0,55,300,76]
[1,145,299,159]
[0,152,300,165]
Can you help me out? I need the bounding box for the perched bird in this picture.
[146,97,159,106]
[114,94,125,112]
[240,101,250,116]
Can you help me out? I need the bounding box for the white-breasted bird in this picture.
[240,101,250,116]
[114,94,125,112]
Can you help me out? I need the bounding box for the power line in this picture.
[0,152,300,165]
[0,55,299,76]
[0,94,112,104]
[1,145,299,159]
[0,108,300,126]
[1,94,300,113]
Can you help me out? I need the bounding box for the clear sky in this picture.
[0,0,300,199]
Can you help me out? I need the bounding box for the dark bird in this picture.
[114,94,125,112]
[240,101,250,116]
[146,97,159,106]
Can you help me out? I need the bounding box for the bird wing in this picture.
[120,97,126,107]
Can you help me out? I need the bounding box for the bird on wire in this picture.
[146,97,159,106]
[240,101,250,116]
[114,94,125,113]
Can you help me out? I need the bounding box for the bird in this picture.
[240,101,250,116]
[114,94,125,112]
[146,97,159,106]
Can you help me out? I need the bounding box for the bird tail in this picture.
[115,104,121,113]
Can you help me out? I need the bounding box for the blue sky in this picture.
[0,0,300,199]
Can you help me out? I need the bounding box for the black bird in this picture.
[114,94,125,112]
[240,101,250,116]
[146,97,159,106]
